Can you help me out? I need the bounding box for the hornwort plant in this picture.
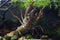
[3,0,44,39]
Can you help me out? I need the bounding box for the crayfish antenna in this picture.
[36,8,43,21]
[25,0,34,17]
[8,9,23,24]
[20,9,24,24]
[28,8,36,18]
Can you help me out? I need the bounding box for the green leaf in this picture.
[11,35,18,40]
[55,28,60,36]
[11,0,51,8]
[25,34,33,39]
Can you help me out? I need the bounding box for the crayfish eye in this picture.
[26,17,29,21]
[26,16,30,21]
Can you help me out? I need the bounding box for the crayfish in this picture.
[5,0,44,39]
